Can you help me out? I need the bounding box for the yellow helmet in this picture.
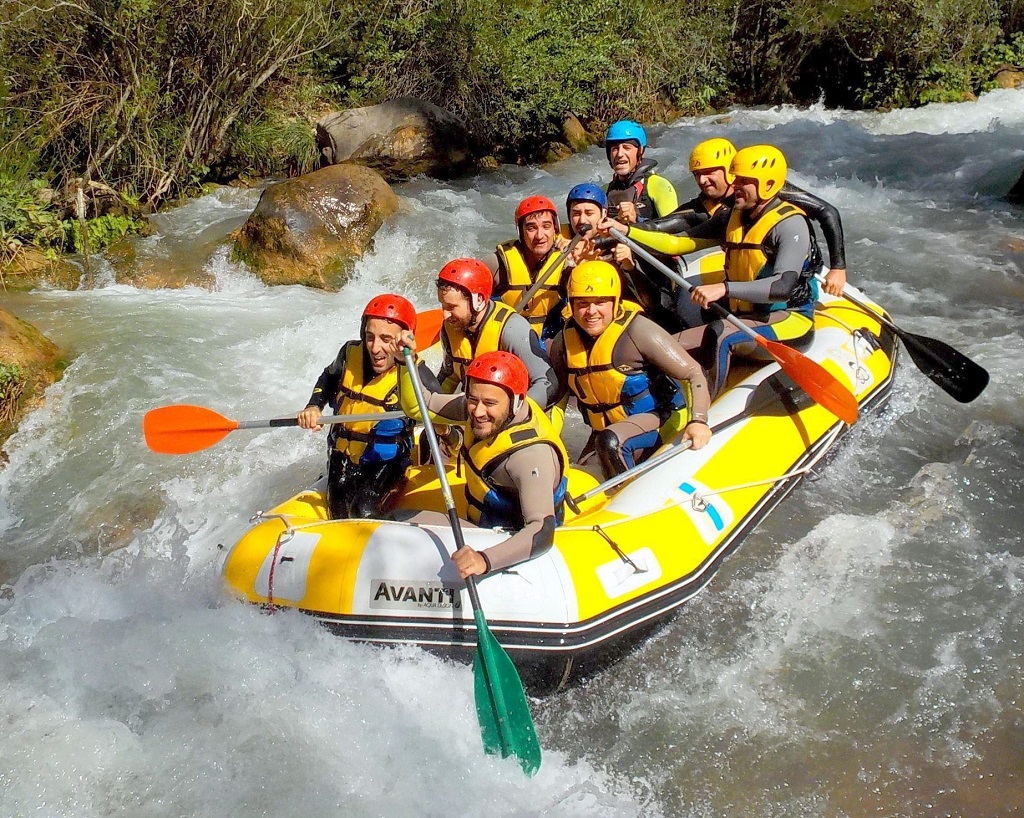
[730,144,787,200]
[567,260,621,302]
[689,138,737,182]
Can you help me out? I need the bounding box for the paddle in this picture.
[610,228,860,425]
[817,276,989,403]
[565,382,810,513]
[143,404,406,455]
[144,309,445,455]
[401,346,541,776]
[513,224,591,314]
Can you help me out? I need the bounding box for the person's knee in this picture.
[595,428,627,478]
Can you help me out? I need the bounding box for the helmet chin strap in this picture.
[513,395,524,415]
[471,293,486,312]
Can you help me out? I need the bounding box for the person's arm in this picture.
[499,314,558,408]
[475,446,562,573]
[646,173,679,218]
[628,318,711,423]
[645,196,708,234]
[617,223,719,257]
[546,333,571,405]
[483,251,506,295]
[396,356,468,424]
[781,183,846,271]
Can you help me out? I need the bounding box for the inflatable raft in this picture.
[221,273,898,691]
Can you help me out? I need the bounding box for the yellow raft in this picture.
[221,273,898,691]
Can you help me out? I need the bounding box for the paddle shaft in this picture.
[513,225,590,314]
[611,228,773,346]
[566,383,805,512]
[235,410,405,430]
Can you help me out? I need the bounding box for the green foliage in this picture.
[0,176,70,260]
[0,363,25,425]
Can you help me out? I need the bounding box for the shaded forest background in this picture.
[1,0,1023,260]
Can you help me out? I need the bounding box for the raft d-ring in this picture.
[251,511,296,545]
[691,493,709,512]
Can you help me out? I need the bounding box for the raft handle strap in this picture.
[592,525,646,573]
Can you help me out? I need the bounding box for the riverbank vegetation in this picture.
[1,0,1022,260]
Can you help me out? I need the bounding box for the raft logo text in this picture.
[370,580,462,610]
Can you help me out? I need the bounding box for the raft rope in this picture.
[251,511,297,607]
[814,303,874,390]
[590,525,645,573]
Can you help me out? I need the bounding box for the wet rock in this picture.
[993,65,1024,89]
[562,114,591,153]
[544,142,574,164]
[105,238,215,290]
[75,492,165,556]
[316,97,474,180]
[1,247,81,291]
[231,163,399,289]
[1008,166,1024,205]
[0,305,65,450]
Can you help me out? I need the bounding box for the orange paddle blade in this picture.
[415,309,445,350]
[757,337,860,425]
[143,404,239,455]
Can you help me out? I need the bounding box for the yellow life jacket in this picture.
[440,301,515,393]
[495,226,572,329]
[563,302,680,431]
[463,396,568,529]
[724,200,808,313]
[331,342,408,464]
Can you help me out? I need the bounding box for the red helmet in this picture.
[436,257,493,303]
[465,351,529,399]
[515,195,559,230]
[363,293,417,332]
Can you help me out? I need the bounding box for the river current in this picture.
[2,89,1023,816]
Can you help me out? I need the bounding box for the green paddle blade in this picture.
[472,610,541,776]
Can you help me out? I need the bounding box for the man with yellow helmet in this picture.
[548,260,712,479]
[605,145,819,397]
[298,294,439,519]
[649,137,849,301]
[394,342,568,580]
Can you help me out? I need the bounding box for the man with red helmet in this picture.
[483,195,572,341]
[395,339,568,579]
[435,257,558,409]
[297,293,439,519]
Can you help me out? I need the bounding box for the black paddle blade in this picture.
[899,330,989,403]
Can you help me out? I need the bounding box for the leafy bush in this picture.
[0,363,25,425]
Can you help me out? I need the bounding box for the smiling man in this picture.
[298,294,437,520]
[548,261,711,479]
[603,120,678,224]
[395,347,568,579]
[486,196,571,341]
[435,257,558,410]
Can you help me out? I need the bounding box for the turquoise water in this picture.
[2,89,1023,816]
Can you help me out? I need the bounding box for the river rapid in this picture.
[2,89,1023,817]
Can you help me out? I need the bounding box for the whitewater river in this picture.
[2,89,1023,816]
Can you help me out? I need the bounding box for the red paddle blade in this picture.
[758,338,860,425]
[415,309,445,350]
[143,404,240,455]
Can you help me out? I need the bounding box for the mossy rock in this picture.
[1,247,81,291]
[231,164,399,290]
[0,306,66,450]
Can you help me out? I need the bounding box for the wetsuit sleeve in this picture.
[305,342,351,409]
[397,360,469,423]
[645,196,708,233]
[725,215,811,304]
[646,174,679,218]
[484,251,507,294]
[499,313,558,409]
[546,333,571,405]
[626,317,711,422]
[781,183,846,269]
[479,445,562,572]
[626,225,719,257]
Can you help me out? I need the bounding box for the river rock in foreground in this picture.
[0,305,65,453]
[316,98,473,180]
[232,164,399,289]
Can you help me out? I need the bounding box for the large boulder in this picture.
[0,305,65,453]
[231,164,399,289]
[316,97,474,180]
